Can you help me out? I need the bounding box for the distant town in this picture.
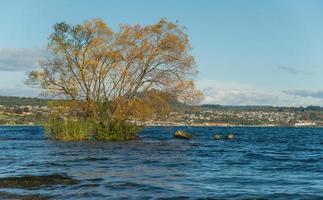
[0,96,322,127]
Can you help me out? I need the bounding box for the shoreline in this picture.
[144,124,322,128]
[0,123,322,128]
[0,124,40,127]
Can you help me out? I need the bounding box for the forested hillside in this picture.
[0,96,49,106]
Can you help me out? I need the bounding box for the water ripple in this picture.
[0,126,322,199]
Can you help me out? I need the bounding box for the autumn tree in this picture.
[27,18,203,140]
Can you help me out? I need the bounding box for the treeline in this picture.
[0,96,49,107]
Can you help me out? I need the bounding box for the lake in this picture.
[0,126,322,199]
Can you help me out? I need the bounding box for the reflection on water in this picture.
[0,126,323,199]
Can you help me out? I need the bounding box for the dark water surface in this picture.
[0,126,323,199]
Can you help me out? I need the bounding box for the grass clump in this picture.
[46,117,93,141]
[46,117,141,141]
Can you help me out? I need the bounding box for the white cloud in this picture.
[0,48,46,72]
[197,79,323,106]
[283,89,323,99]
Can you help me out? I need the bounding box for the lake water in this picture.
[0,126,322,199]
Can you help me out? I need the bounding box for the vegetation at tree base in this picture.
[26,19,202,140]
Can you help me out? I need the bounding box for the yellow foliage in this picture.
[27,18,203,127]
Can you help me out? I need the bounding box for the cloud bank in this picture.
[283,90,323,99]
[198,80,323,107]
[0,48,46,72]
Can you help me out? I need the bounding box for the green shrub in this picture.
[94,120,142,141]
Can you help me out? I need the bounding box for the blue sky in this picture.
[1,0,323,106]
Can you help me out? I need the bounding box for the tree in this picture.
[27,18,203,140]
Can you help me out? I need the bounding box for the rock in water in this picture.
[214,134,221,140]
[174,130,193,139]
[127,135,140,140]
[226,134,234,140]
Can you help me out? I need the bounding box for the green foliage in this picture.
[46,117,141,141]
[94,120,142,141]
[46,117,93,141]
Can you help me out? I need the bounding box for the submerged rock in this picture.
[214,134,221,140]
[0,174,79,189]
[174,130,193,140]
[0,191,49,200]
[226,134,234,140]
[127,135,140,140]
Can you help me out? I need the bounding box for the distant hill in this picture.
[0,95,190,111]
[0,96,49,107]
[1,95,322,113]
[0,94,187,106]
